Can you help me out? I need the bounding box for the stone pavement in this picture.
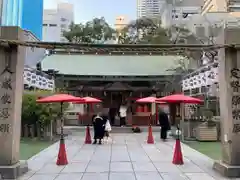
[18,132,237,180]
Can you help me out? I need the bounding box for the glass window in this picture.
[61,18,67,22]
[61,24,66,28]
[49,24,57,27]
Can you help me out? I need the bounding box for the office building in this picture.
[115,16,128,31]
[21,0,43,40]
[201,0,227,14]
[42,2,74,42]
[161,0,203,28]
[1,0,45,67]
[42,9,61,42]
[137,0,164,18]
[1,0,43,40]
[1,0,22,27]
[201,0,240,17]
[0,0,3,24]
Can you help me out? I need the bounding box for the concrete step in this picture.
[64,125,161,134]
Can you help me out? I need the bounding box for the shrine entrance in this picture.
[112,92,122,101]
[3,25,240,178]
[42,55,178,126]
[110,92,122,106]
[105,92,122,126]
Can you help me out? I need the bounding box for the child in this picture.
[104,119,112,143]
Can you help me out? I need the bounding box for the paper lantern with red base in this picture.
[172,139,183,165]
[36,94,85,166]
[84,125,92,144]
[56,139,68,166]
[147,125,154,144]
[172,126,183,165]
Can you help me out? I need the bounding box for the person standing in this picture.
[92,113,106,144]
[119,103,127,127]
[159,109,170,141]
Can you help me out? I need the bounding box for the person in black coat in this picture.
[159,109,170,141]
[92,113,107,144]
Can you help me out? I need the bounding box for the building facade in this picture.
[1,0,22,27]
[21,0,43,40]
[42,9,61,42]
[115,16,128,32]
[201,0,240,17]
[137,0,164,18]
[41,53,182,126]
[161,0,203,28]
[201,0,227,14]
[42,2,74,42]
[23,30,46,67]
[1,0,43,39]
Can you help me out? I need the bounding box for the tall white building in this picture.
[42,2,74,42]
[161,0,203,28]
[137,0,164,18]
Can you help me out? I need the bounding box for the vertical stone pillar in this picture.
[213,27,240,177]
[0,27,28,179]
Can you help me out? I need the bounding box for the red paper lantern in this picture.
[136,105,143,112]
[143,105,148,112]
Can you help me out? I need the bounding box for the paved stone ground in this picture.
[18,132,237,180]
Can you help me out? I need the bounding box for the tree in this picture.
[118,17,171,44]
[119,18,200,71]
[117,19,202,92]
[63,17,116,43]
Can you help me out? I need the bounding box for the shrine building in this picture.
[41,52,184,126]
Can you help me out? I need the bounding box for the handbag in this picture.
[105,120,112,132]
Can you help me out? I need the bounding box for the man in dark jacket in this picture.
[159,109,170,141]
[92,113,107,144]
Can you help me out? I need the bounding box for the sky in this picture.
[44,0,136,26]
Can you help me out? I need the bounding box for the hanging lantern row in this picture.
[136,105,150,113]
[182,66,219,91]
[23,68,55,91]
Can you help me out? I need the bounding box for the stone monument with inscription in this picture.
[213,27,240,177]
[0,27,28,179]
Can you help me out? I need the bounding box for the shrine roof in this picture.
[41,54,184,76]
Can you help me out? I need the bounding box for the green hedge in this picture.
[22,91,68,127]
